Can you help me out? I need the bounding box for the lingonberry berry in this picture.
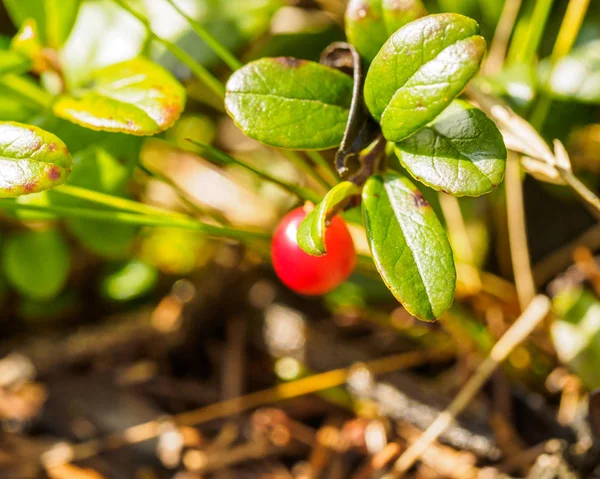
[271,207,356,295]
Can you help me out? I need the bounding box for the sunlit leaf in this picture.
[225,57,353,149]
[552,287,600,389]
[101,259,158,301]
[60,0,147,89]
[364,13,486,142]
[0,121,72,197]
[394,100,507,196]
[345,0,426,62]
[540,40,600,104]
[297,182,360,256]
[4,0,81,48]
[53,57,186,135]
[362,171,455,320]
[2,229,70,301]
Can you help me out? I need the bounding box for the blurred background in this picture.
[1,0,600,477]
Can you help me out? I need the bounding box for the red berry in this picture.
[271,207,356,295]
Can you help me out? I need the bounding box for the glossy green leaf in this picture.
[297,181,360,256]
[2,229,70,301]
[362,171,455,320]
[225,57,353,149]
[540,40,600,104]
[394,100,507,196]
[0,121,72,198]
[364,13,486,142]
[4,0,81,48]
[345,0,427,62]
[53,57,186,136]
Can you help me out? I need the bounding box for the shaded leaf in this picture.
[2,229,70,301]
[394,100,507,196]
[50,135,141,258]
[225,57,353,149]
[297,181,360,256]
[53,57,186,136]
[364,13,486,142]
[540,40,600,104]
[345,0,427,62]
[0,121,72,197]
[4,0,81,48]
[362,171,455,320]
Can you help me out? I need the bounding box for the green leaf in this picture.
[60,0,147,89]
[364,13,486,142]
[394,100,507,196]
[345,0,427,62]
[2,229,70,301]
[552,287,600,390]
[297,181,360,256]
[0,121,72,197]
[4,0,81,48]
[53,57,186,136]
[225,57,353,149]
[540,40,600,104]
[50,135,141,259]
[362,171,455,320]
[101,259,158,302]
[0,50,31,76]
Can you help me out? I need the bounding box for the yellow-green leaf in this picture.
[297,181,360,256]
[0,121,72,197]
[53,57,186,136]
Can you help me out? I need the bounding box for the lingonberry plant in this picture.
[225,8,507,320]
[0,0,597,323]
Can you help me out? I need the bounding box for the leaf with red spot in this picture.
[53,57,186,136]
[362,171,455,321]
[0,121,73,198]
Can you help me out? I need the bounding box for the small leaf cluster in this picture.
[0,0,189,305]
[225,3,508,320]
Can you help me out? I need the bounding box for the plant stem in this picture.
[162,0,242,71]
[279,150,331,192]
[189,141,323,203]
[0,200,270,242]
[505,152,536,310]
[515,0,556,64]
[111,0,225,99]
[306,150,338,186]
[483,0,523,75]
[53,184,185,219]
[0,74,53,109]
[530,0,590,129]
